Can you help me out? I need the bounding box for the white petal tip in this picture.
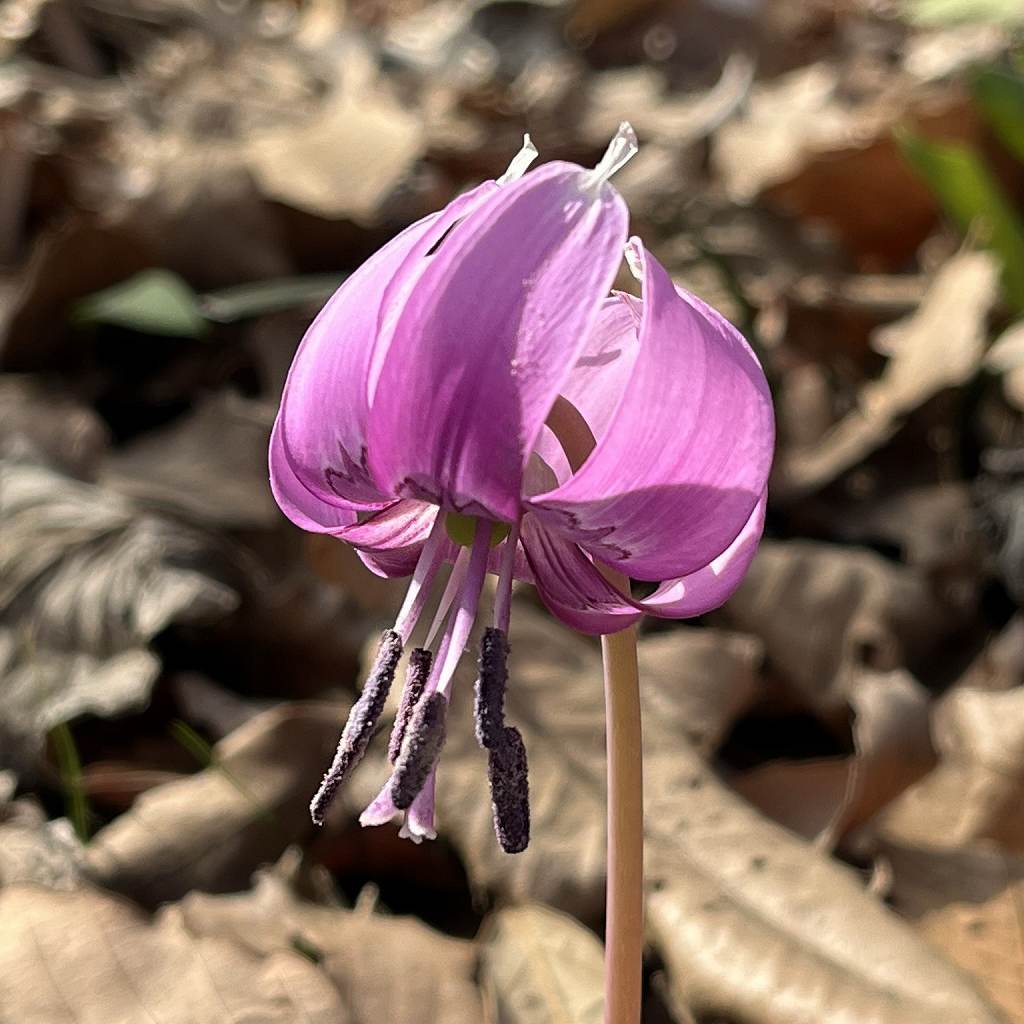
[625,238,643,281]
[583,121,639,191]
[399,820,436,843]
[497,133,540,186]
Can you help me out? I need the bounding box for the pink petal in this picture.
[532,296,640,486]
[367,162,629,523]
[522,491,767,634]
[342,500,443,578]
[520,515,641,635]
[271,182,499,518]
[269,418,359,533]
[528,239,774,581]
[640,488,767,618]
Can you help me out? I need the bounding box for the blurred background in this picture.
[2,0,1024,1021]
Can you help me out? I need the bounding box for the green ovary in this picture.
[445,512,511,549]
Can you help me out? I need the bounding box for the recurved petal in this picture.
[528,239,774,581]
[520,515,641,635]
[522,490,766,634]
[638,487,766,618]
[272,181,499,517]
[366,162,630,524]
[269,417,359,533]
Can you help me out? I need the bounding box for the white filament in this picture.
[496,134,539,186]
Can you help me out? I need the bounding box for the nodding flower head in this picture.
[270,124,774,851]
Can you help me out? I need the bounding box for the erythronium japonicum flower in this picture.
[270,124,773,1022]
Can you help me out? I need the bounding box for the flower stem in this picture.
[545,394,646,1022]
[601,607,644,1024]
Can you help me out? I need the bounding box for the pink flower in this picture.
[269,126,774,850]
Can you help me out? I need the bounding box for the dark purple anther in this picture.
[388,647,433,764]
[310,629,402,825]
[391,692,448,809]
[488,725,530,854]
[475,627,509,750]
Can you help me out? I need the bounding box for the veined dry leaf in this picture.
[0,376,108,479]
[100,391,278,529]
[481,904,604,1024]
[635,628,763,758]
[173,868,483,1024]
[645,741,1001,1024]
[0,884,347,1024]
[733,669,936,846]
[0,449,239,657]
[884,841,1024,1024]
[0,630,160,773]
[350,608,1002,1023]
[779,252,1000,496]
[0,798,82,890]
[867,251,999,417]
[721,541,944,713]
[85,702,347,906]
[883,686,1024,854]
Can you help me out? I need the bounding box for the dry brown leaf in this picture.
[245,48,424,225]
[884,841,1024,1024]
[350,608,1002,1023]
[481,904,604,1024]
[100,392,278,529]
[957,617,1024,694]
[985,320,1024,411]
[173,867,483,1024]
[0,884,348,1024]
[733,669,936,845]
[85,702,347,905]
[715,62,865,202]
[0,375,108,479]
[779,252,1000,496]
[645,743,1002,1024]
[0,448,239,657]
[0,798,82,890]
[883,687,1024,855]
[0,631,160,774]
[867,251,999,418]
[637,628,763,758]
[713,52,985,268]
[721,541,945,713]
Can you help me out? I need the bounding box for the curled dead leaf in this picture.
[0,884,348,1024]
[482,904,604,1024]
[85,702,348,906]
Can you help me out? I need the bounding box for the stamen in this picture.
[475,627,509,750]
[388,647,433,764]
[393,515,448,643]
[391,692,448,810]
[492,522,520,635]
[582,121,638,192]
[424,546,470,649]
[496,133,539,186]
[310,628,403,825]
[429,519,493,702]
[488,726,530,854]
